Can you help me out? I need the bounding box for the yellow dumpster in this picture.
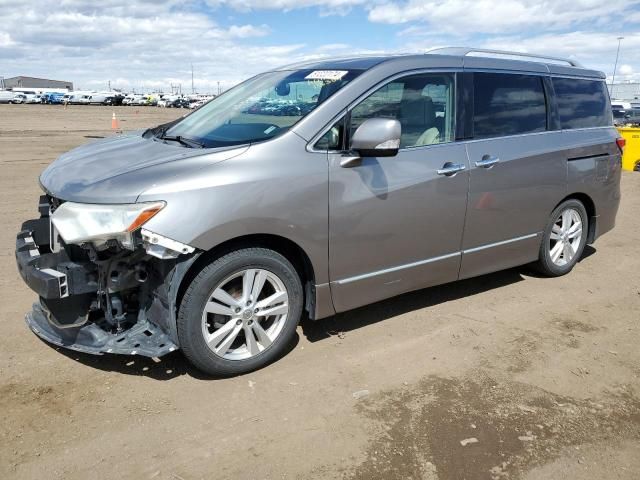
[617,127,640,172]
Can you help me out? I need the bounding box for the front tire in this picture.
[534,199,588,277]
[177,248,303,376]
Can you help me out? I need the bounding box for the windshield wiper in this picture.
[159,135,206,149]
[144,118,180,138]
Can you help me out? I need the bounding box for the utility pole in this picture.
[191,64,195,94]
[217,81,220,96]
[611,36,624,99]
[108,80,111,91]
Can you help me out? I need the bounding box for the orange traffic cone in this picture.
[111,112,119,130]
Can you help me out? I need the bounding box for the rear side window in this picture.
[473,73,547,139]
[552,78,612,129]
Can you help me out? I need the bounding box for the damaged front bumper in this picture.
[16,195,198,358]
[26,302,176,356]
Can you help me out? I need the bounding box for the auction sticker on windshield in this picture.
[305,70,348,81]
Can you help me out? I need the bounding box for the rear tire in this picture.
[533,199,588,277]
[177,248,303,376]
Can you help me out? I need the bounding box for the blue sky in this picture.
[217,6,400,49]
[1,0,639,93]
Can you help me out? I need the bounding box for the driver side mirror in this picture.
[350,118,401,158]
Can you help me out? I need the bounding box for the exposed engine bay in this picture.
[15,195,199,357]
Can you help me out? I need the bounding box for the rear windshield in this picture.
[552,78,612,129]
[164,69,362,148]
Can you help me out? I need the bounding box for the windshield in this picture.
[163,69,362,148]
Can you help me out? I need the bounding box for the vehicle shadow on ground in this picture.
[52,333,301,381]
[301,246,596,342]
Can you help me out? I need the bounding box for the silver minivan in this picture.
[16,48,623,375]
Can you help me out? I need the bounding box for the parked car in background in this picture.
[42,92,65,104]
[10,93,27,104]
[110,92,125,106]
[0,91,15,104]
[613,109,628,125]
[52,93,66,104]
[24,94,42,104]
[614,107,640,126]
[63,92,92,105]
[189,99,208,109]
[156,94,179,107]
[15,48,622,376]
[11,90,38,98]
[88,93,107,105]
[627,109,640,123]
[122,95,135,106]
[170,97,190,108]
[612,101,633,111]
[129,95,147,106]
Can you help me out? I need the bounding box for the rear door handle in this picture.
[437,162,466,177]
[475,155,500,168]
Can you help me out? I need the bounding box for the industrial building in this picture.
[608,82,640,102]
[1,76,73,91]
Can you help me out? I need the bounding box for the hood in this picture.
[40,132,248,203]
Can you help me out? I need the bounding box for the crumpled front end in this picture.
[16,195,198,357]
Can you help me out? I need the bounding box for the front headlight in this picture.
[51,201,165,248]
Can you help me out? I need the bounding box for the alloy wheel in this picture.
[201,269,289,360]
[549,208,583,267]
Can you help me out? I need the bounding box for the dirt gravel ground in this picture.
[1,104,639,480]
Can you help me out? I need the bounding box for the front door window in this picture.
[349,73,456,149]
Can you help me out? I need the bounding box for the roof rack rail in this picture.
[426,47,584,68]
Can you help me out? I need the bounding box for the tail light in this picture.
[616,137,626,154]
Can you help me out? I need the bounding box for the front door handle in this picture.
[475,155,500,168]
[437,162,466,177]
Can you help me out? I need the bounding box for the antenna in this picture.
[611,37,624,99]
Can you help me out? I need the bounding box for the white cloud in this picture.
[207,0,370,15]
[0,0,639,92]
[227,24,271,38]
[478,31,640,77]
[0,32,14,47]
[619,64,634,75]
[0,1,307,92]
[368,0,640,33]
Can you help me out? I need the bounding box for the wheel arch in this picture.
[553,192,597,244]
[176,233,317,320]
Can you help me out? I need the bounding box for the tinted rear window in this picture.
[552,78,611,129]
[473,73,547,139]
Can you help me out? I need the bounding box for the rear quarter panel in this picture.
[563,127,621,240]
